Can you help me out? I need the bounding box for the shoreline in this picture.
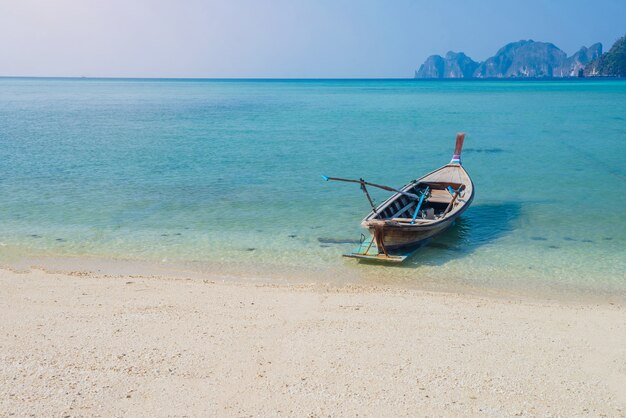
[1,266,624,416]
[1,252,625,306]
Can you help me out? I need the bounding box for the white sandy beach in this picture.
[0,267,624,417]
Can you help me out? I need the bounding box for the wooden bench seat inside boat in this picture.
[427,188,453,204]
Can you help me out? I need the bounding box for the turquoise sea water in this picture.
[1,78,625,296]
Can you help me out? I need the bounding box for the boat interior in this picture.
[372,181,466,223]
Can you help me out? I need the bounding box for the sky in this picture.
[1,0,624,78]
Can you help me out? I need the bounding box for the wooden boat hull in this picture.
[364,190,473,249]
[345,133,474,262]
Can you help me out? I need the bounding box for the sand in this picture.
[0,267,624,417]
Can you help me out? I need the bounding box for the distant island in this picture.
[415,34,626,78]
[585,34,626,77]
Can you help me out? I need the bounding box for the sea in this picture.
[1,77,624,298]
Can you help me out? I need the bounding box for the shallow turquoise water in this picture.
[1,78,625,294]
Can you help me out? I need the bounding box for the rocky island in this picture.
[415,34,626,78]
[585,34,626,76]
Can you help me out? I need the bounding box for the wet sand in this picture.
[0,267,624,416]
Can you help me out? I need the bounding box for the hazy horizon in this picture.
[1,0,624,78]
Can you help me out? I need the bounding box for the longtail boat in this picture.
[323,133,474,263]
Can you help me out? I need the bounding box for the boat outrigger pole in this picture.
[321,175,420,201]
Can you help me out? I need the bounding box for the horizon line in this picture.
[0,75,413,80]
[1,75,624,82]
